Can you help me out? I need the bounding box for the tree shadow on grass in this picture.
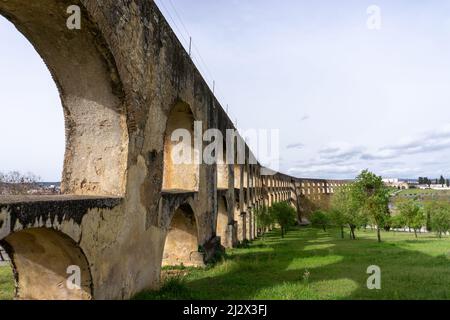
[137,227,450,300]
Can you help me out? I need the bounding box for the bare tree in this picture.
[0,171,41,195]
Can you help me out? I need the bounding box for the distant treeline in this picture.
[418,176,450,186]
[0,171,59,195]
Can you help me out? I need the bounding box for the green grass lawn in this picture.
[391,189,450,211]
[397,189,450,197]
[136,227,450,300]
[398,189,435,195]
[0,263,14,300]
[2,227,450,300]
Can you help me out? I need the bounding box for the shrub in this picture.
[269,202,297,238]
[254,205,274,238]
[310,210,330,232]
[390,214,406,230]
[397,199,425,238]
[426,201,450,238]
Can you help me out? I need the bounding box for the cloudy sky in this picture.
[2,1,450,181]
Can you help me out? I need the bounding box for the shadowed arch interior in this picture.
[0,0,129,196]
[1,228,92,300]
[162,203,203,267]
[163,102,199,192]
[217,196,229,247]
[217,138,229,190]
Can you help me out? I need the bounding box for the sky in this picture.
[0,15,64,182]
[2,1,450,181]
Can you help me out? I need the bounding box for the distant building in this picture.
[429,184,450,190]
[403,179,419,186]
[382,178,409,190]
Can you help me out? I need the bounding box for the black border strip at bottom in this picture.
[0,300,445,318]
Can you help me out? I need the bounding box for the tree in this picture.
[328,208,346,239]
[439,175,445,186]
[310,210,330,232]
[0,171,40,195]
[330,183,365,240]
[397,199,425,238]
[390,214,406,232]
[255,205,274,239]
[353,170,390,243]
[425,201,450,238]
[269,202,297,238]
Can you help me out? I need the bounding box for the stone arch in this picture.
[162,203,203,267]
[163,102,199,192]
[216,195,230,247]
[234,203,245,242]
[217,137,229,190]
[246,207,253,240]
[243,165,249,189]
[0,0,129,196]
[234,165,241,189]
[0,228,92,300]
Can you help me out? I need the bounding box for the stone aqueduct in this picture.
[0,0,350,300]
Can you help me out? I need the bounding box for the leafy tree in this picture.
[330,184,365,240]
[440,175,446,186]
[328,208,346,239]
[310,210,330,232]
[425,201,450,238]
[353,170,390,243]
[255,205,274,239]
[397,199,425,238]
[390,214,406,231]
[269,202,297,238]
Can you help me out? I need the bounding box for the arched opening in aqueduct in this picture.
[162,204,202,267]
[0,228,92,300]
[0,0,129,299]
[0,0,129,197]
[216,196,229,247]
[163,102,199,192]
[217,141,229,190]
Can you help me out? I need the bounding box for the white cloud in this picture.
[319,143,365,161]
[379,167,422,177]
[286,142,304,150]
[288,164,361,179]
[300,115,310,121]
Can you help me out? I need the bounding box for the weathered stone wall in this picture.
[0,0,129,197]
